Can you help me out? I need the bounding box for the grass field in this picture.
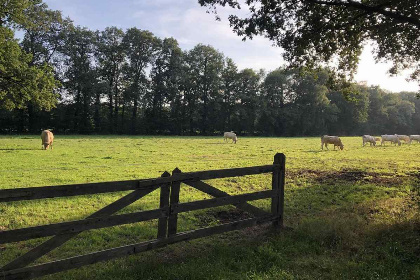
[0,135,419,280]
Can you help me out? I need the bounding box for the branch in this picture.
[305,0,420,28]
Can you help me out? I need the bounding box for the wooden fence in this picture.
[0,153,286,280]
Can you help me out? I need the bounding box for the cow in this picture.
[362,135,377,147]
[224,131,238,144]
[381,135,401,146]
[321,135,344,150]
[397,135,410,144]
[41,130,54,150]
[409,135,420,144]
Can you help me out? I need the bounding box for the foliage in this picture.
[95,26,126,132]
[198,0,420,83]
[0,0,60,112]
[60,26,97,133]
[1,0,418,135]
[184,44,225,134]
[21,2,71,66]
[123,28,161,134]
[147,37,183,133]
[0,0,39,28]
[0,26,58,110]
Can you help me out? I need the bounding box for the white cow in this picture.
[362,135,378,147]
[397,135,410,144]
[381,135,401,146]
[409,135,420,144]
[224,131,238,144]
[321,135,344,150]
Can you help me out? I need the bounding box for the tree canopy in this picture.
[0,0,60,111]
[198,0,420,83]
[1,0,419,135]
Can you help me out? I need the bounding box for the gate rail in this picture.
[0,153,285,280]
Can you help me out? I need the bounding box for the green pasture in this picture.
[0,136,419,279]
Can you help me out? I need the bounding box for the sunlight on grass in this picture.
[0,136,419,279]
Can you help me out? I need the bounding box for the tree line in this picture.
[1,1,419,136]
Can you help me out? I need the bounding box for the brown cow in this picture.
[41,130,54,150]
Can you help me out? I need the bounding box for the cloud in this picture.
[126,2,285,71]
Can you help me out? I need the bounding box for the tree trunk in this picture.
[114,82,119,133]
[27,101,36,133]
[131,98,138,134]
[108,89,113,133]
[94,93,101,133]
[74,89,81,132]
[122,102,126,134]
[82,88,90,133]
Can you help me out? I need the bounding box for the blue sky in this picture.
[44,0,418,93]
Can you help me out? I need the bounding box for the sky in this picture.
[43,0,419,93]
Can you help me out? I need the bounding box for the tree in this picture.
[147,37,183,133]
[220,57,239,131]
[19,3,70,131]
[2,1,419,135]
[0,0,38,27]
[235,68,262,134]
[382,92,415,134]
[199,0,420,83]
[328,85,369,135]
[0,27,58,111]
[61,26,97,133]
[0,0,59,113]
[123,28,160,134]
[365,86,388,134]
[21,2,71,67]
[96,26,126,133]
[184,44,224,134]
[289,69,332,135]
[258,68,298,135]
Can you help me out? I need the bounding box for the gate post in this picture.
[272,153,285,228]
[157,171,171,239]
[168,168,181,236]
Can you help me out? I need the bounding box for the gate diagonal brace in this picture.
[183,179,269,217]
[1,184,159,271]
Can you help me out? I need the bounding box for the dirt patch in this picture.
[366,173,407,186]
[288,169,413,186]
[319,169,366,183]
[214,209,252,223]
[194,208,253,228]
[407,170,420,181]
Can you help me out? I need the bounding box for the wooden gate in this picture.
[0,153,285,280]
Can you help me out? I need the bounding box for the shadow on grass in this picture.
[304,150,323,153]
[4,171,419,280]
[55,199,419,280]
[305,149,343,153]
[0,148,40,151]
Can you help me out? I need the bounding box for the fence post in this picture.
[157,171,171,239]
[272,153,285,228]
[168,167,181,236]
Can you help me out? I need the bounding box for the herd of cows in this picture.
[41,129,419,151]
[320,134,420,150]
[224,131,420,151]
